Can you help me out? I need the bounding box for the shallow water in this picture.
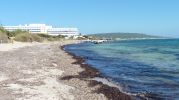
[65,39,179,100]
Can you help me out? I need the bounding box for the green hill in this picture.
[88,33,161,40]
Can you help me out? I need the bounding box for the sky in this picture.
[0,0,179,37]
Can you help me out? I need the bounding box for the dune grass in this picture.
[0,27,9,43]
[0,31,8,43]
[14,33,42,42]
[0,27,65,43]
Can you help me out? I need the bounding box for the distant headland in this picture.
[88,33,164,40]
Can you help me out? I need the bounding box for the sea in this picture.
[64,39,179,100]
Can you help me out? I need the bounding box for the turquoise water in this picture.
[65,39,179,99]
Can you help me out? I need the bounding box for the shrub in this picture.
[0,27,66,43]
[56,35,65,38]
[14,33,42,42]
[0,31,8,43]
[37,34,52,38]
[0,27,9,43]
[0,27,7,33]
[31,34,43,42]
[14,33,30,42]
[37,34,65,41]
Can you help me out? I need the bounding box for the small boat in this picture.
[92,40,107,44]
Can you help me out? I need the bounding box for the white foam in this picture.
[91,77,135,96]
[91,77,122,90]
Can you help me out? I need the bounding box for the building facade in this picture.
[3,24,80,37]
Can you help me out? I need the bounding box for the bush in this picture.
[14,33,30,42]
[37,34,52,38]
[0,27,9,43]
[0,27,66,43]
[31,34,43,42]
[37,34,64,41]
[0,31,8,43]
[0,27,7,33]
[14,33,42,42]
[56,35,65,38]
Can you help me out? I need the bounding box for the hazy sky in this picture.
[0,0,179,37]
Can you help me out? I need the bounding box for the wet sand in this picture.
[0,40,132,100]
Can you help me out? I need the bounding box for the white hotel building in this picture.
[3,24,80,37]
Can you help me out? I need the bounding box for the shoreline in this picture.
[0,40,158,99]
[115,37,175,41]
[60,43,132,100]
[61,41,166,100]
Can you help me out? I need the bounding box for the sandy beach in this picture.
[0,41,131,100]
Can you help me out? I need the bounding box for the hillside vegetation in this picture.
[0,27,8,43]
[0,27,65,43]
[89,33,161,40]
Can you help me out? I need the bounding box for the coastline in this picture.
[0,40,131,100]
[61,40,175,100]
[62,40,168,100]
[60,41,132,100]
[115,37,173,41]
